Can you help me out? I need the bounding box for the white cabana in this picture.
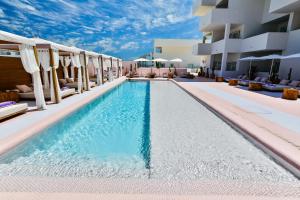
[33,38,81,103]
[0,31,47,110]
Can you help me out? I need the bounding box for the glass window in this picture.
[155,47,162,54]
[226,62,237,71]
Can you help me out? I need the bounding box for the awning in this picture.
[134,58,150,62]
[153,58,168,62]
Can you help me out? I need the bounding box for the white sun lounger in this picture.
[19,88,75,99]
[0,103,28,121]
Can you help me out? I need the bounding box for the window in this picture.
[229,30,240,39]
[155,47,162,54]
[226,62,237,71]
[213,61,221,70]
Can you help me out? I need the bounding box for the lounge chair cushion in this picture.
[263,84,290,91]
[254,77,261,82]
[289,80,300,87]
[279,80,290,85]
[65,82,78,89]
[0,101,16,108]
[61,88,76,98]
[59,79,67,86]
[260,77,268,83]
[66,78,74,83]
[16,85,32,93]
[0,103,28,121]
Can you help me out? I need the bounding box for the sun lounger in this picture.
[263,84,290,91]
[0,103,28,120]
[262,80,292,92]
[65,82,79,89]
[238,80,250,86]
[19,89,51,100]
[60,88,76,98]
[19,88,75,99]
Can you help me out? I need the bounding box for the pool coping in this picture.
[0,77,127,156]
[171,79,300,179]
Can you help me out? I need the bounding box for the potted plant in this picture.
[147,72,156,78]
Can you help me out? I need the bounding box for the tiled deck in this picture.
[173,79,300,177]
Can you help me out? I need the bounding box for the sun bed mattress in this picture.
[61,88,76,98]
[0,103,28,120]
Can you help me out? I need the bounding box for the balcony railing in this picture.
[241,32,288,52]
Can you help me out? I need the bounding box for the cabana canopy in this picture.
[0,30,36,47]
[32,38,81,54]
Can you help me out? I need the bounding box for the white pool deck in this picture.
[172,79,300,176]
[0,77,300,199]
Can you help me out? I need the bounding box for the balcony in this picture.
[193,0,217,16]
[241,32,288,52]
[193,43,212,55]
[269,0,300,13]
[200,8,242,32]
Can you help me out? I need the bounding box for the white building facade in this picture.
[193,0,300,79]
[154,39,206,68]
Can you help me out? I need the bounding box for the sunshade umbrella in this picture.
[152,58,168,76]
[134,58,150,70]
[170,58,183,62]
[170,58,183,71]
[239,56,259,79]
[258,55,283,80]
[152,58,168,62]
[282,53,300,60]
[134,58,150,62]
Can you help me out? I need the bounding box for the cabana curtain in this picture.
[37,49,62,103]
[19,44,47,110]
[71,54,82,93]
[60,56,71,78]
[80,54,90,90]
[37,49,50,89]
[92,57,101,85]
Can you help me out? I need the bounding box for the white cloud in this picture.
[95,38,117,53]
[0,9,5,18]
[120,42,139,50]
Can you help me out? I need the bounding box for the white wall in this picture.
[279,29,300,80]
[154,39,203,68]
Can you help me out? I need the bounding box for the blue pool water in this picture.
[0,81,151,178]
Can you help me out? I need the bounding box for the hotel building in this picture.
[154,39,204,68]
[193,0,300,79]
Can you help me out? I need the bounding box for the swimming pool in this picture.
[0,81,299,183]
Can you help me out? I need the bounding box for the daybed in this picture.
[18,87,75,100]
[0,103,28,121]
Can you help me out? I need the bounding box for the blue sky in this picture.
[0,0,201,60]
